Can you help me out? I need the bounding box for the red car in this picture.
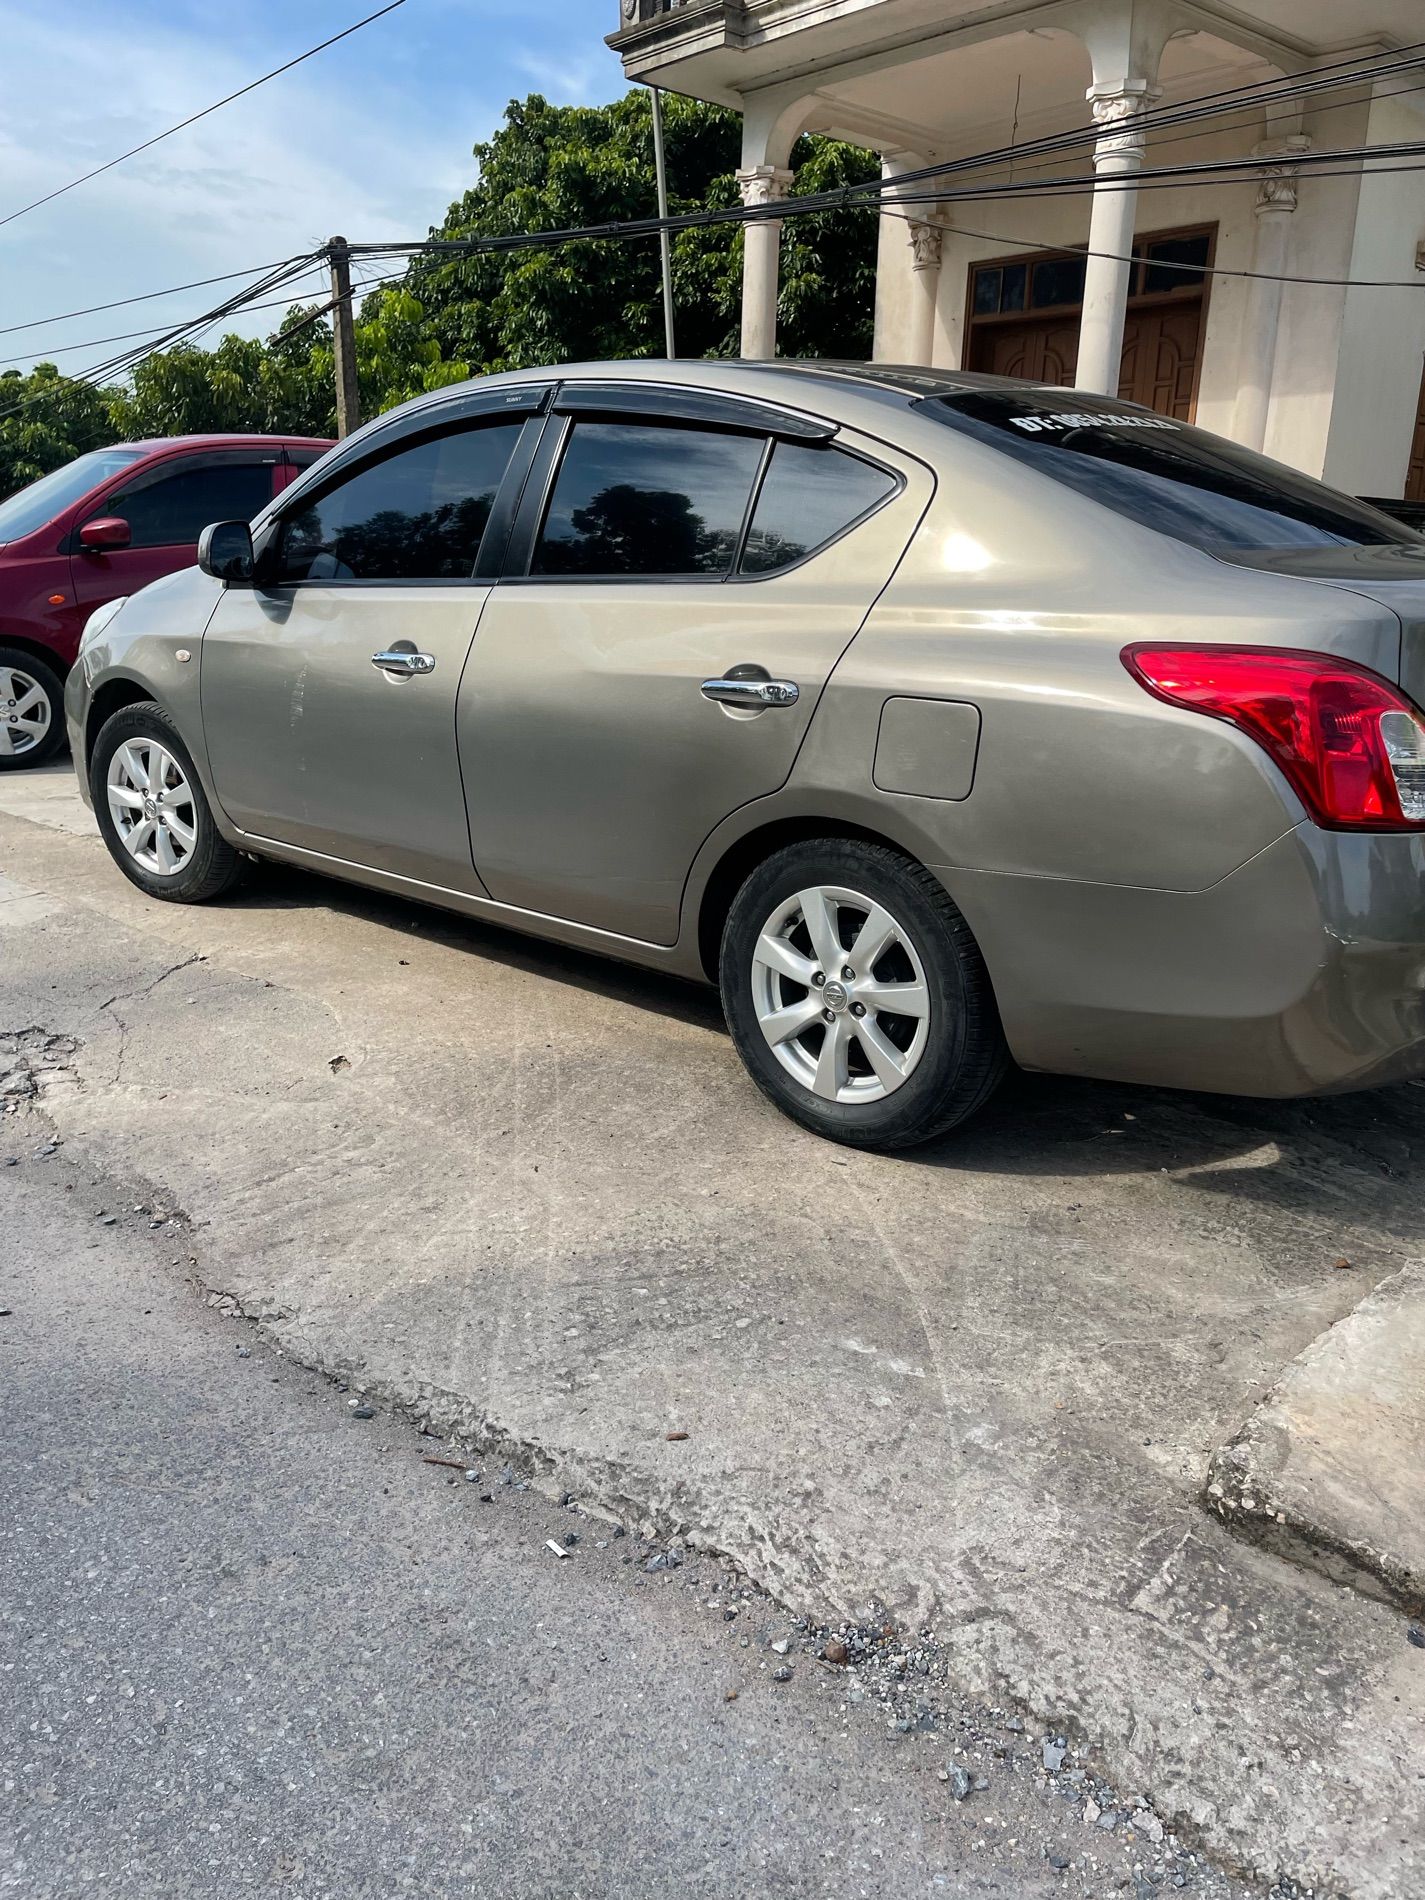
[0,433,332,768]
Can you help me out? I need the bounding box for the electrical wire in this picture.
[9,40,1425,420]
[0,1,407,230]
[0,260,317,339]
[8,37,1420,351]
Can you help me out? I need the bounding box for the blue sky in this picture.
[0,0,629,373]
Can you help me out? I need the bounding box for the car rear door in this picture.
[457,382,928,945]
[69,448,283,621]
[200,391,546,888]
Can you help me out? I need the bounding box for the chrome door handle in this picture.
[372,649,437,677]
[700,677,799,710]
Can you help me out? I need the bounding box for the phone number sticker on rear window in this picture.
[1009,412,1180,434]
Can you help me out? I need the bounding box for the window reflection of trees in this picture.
[282,491,496,581]
[538,482,738,576]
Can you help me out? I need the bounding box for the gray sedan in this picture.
[66,360,1425,1148]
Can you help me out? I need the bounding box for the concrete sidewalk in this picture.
[3,766,1424,1897]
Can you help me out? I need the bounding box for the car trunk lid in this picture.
[1222,544,1425,706]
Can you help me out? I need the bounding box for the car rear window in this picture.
[918,390,1419,553]
[0,447,145,544]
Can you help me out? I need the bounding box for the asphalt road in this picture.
[5,760,1420,1898]
[0,1116,1244,1900]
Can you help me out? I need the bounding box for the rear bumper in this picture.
[943,827,1425,1098]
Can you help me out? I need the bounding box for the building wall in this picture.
[870,96,1420,490]
[1320,88,1425,498]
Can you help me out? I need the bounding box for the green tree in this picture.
[0,363,118,500]
[0,88,882,504]
[408,91,880,371]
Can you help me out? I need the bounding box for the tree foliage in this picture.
[408,91,879,370]
[0,90,880,502]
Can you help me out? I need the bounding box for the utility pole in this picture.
[649,89,676,360]
[327,234,360,438]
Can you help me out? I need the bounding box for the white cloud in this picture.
[0,1,500,370]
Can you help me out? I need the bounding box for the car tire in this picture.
[90,701,244,904]
[0,645,66,770]
[719,838,1008,1150]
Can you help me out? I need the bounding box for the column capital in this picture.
[736,164,794,209]
[1251,134,1312,215]
[907,219,943,275]
[1086,80,1161,159]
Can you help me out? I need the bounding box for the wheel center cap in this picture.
[141,795,157,819]
[821,980,849,1012]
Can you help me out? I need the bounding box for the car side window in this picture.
[739,443,901,576]
[532,420,765,577]
[102,460,277,549]
[276,422,525,583]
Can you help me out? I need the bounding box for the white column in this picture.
[873,156,942,365]
[904,219,944,367]
[736,164,793,359]
[1076,81,1157,395]
[1232,136,1310,451]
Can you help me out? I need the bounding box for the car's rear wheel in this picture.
[719,839,1008,1150]
[91,702,244,903]
[0,646,65,769]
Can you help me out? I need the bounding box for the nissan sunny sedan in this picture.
[66,360,1425,1149]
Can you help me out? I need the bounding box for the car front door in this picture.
[69,450,283,624]
[457,385,928,944]
[200,395,545,888]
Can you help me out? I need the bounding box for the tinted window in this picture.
[741,443,899,575]
[921,391,1420,552]
[104,460,275,549]
[534,421,764,577]
[0,448,144,544]
[1030,255,1086,308]
[1141,232,1210,295]
[277,423,522,582]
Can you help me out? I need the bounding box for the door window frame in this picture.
[502,384,904,587]
[254,395,549,590]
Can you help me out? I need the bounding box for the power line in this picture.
[9,45,1425,423]
[0,277,340,369]
[0,254,325,424]
[347,139,1425,275]
[0,260,315,339]
[0,1,407,230]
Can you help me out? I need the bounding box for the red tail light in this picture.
[1122,644,1425,832]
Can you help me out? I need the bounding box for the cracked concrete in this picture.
[1207,1265,1425,1618]
[2,765,1423,1898]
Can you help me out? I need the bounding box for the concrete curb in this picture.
[1206,1264,1425,1618]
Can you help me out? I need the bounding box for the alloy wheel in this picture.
[750,884,932,1103]
[0,664,52,759]
[106,737,199,878]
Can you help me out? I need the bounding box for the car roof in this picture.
[341,358,1092,453]
[111,433,334,453]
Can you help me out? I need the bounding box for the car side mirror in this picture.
[198,519,255,584]
[78,515,131,553]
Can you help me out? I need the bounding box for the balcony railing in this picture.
[616,0,697,28]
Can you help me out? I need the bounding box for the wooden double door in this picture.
[968,300,1205,420]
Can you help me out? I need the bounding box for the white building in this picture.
[609,0,1425,501]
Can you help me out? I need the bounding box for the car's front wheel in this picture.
[719,839,1008,1150]
[91,702,244,903]
[0,646,66,769]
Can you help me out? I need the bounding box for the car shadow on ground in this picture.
[233,857,1425,1244]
